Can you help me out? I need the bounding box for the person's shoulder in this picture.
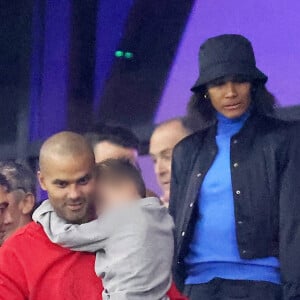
[113,198,164,223]
[259,112,300,129]
[139,197,169,214]
[180,127,212,147]
[285,119,300,129]
[140,196,162,206]
[174,126,211,153]
[172,125,214,165]
[109,198,158,218]
[32,199,54,221]
[275,106,300,123]
[1,222,46,252]
[137,197,173,224]
[285,120,300,143]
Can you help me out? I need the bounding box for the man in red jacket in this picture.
[0,174,10,244]
[0,161,36,246]
[0,131,185,300]
[0,132,103,300]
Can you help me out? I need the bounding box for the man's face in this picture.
[38,154,96,224]
[94,141,138,164]
[0,185,9,245]
[150,121,189,202]
[0,190,33,243]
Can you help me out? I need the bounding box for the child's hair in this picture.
[95,158,146,198]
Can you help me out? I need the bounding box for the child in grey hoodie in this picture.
[33,159,174,300]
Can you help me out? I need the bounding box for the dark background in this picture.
[0,0,194,159]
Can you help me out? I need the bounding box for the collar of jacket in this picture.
[201,109,291,135]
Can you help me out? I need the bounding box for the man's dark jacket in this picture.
[169,112,300,299]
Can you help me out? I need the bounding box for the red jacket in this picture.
[167,284,187,300]
[0,222,186,300]
[0,222,103,300]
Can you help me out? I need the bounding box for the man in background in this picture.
[85,125,139,163]
[85,124,158,198]
[0,161,36,245]
[0,132,103,299]
[0,174,10,246]
[150,118,191,205]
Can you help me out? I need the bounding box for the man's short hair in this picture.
[95,158,146,198]
[85,124,140,152]
[155,117,193,134]
[0,161,36,197]
[0,173,10,191]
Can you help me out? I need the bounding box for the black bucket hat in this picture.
[191,34,268,92]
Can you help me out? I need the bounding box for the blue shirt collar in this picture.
[217,111,250,137]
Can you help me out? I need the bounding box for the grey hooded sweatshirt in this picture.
[32,197,174,300]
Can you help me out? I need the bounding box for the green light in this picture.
[124,52,133,59]
[115,50,124,58]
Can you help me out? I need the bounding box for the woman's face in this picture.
[207,80,252,119]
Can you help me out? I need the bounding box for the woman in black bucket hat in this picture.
[169,34,300,300]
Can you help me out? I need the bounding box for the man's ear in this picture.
[37,171,47,191]
[19,193,35,215]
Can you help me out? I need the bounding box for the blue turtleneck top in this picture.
[185,112,280,285]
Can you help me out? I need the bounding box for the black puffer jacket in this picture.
[169,113,300,299]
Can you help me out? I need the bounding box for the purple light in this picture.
[156,0,300,123]
[141,0,300,195]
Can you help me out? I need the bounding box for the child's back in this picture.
[33,159,175,300]
[97,196,174,299]
[33,197,174,300]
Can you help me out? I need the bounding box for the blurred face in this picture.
[150,121,189,202]
[207,79,252,119]
[95,178,140,214]
[0,190,34,243]
[0,186,8,245]
[94,141,138,164]
[38,154,96,224]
